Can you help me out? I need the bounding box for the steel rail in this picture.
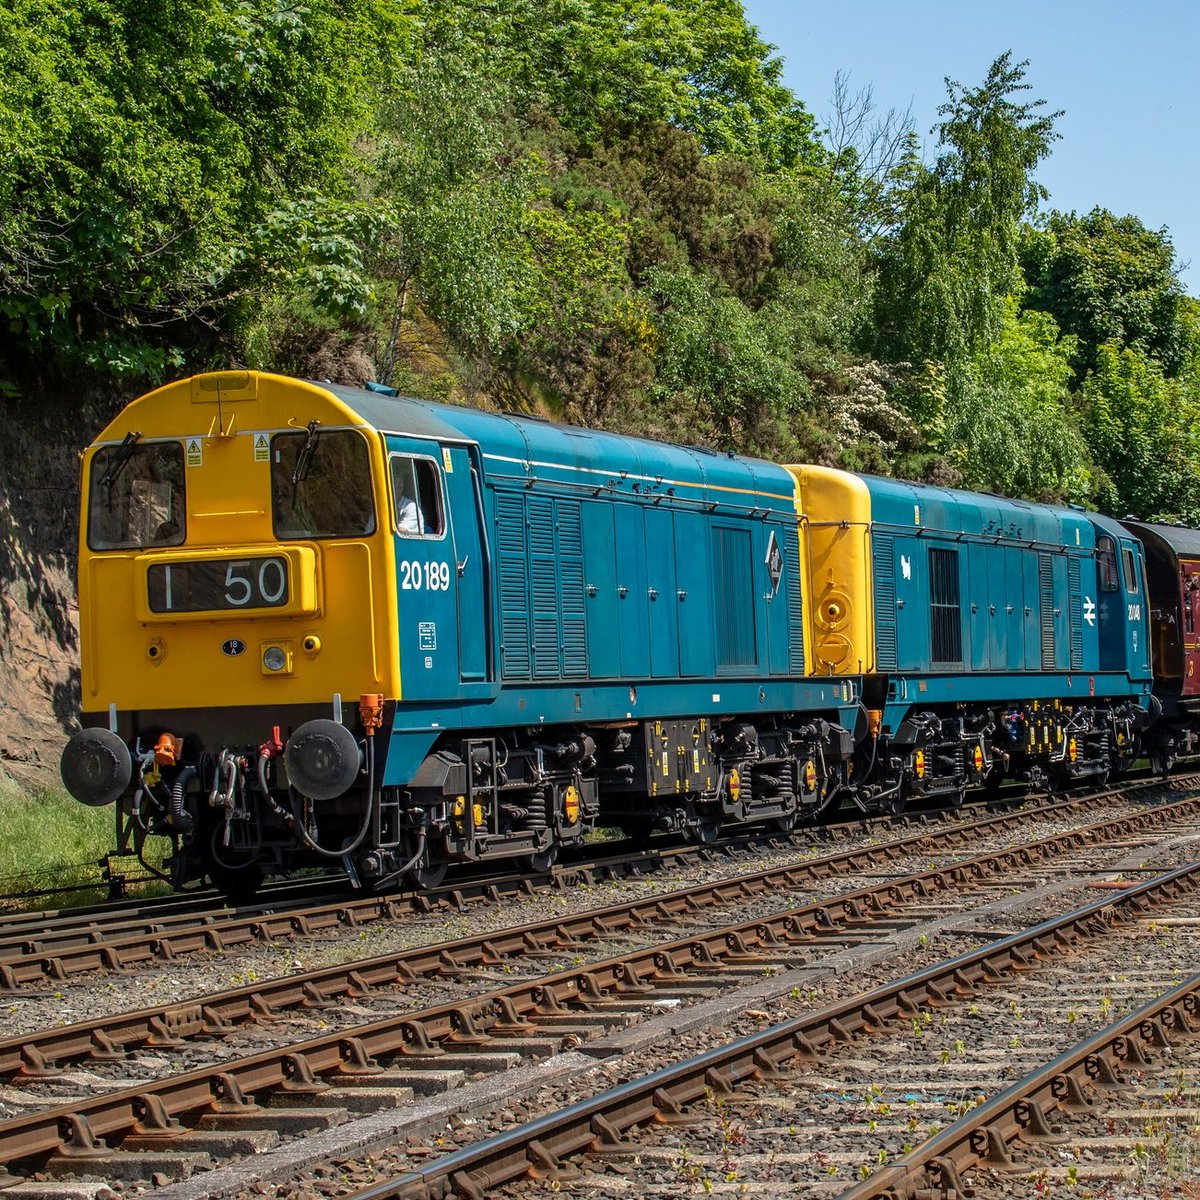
[336,860,1200,1200]
[0,806,964,963]
[3,788,1196,1082]
[0,798,1196,1169]
[835,974,1200,1200]
[0,874,338,936]
[0,838,704,983]
[0,777,1183,988]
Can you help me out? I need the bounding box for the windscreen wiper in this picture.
[99,431,142,492]
[291,420,321,488]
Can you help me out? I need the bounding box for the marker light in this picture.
[564,785,581,825]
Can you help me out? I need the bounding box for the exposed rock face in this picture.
[0,387,120,786]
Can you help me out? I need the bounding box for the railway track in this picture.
[336,863,1200,1200]
[838,976,1200,1198]
[3,784,1194,1088]
[0,777,1182,988]
[0,778,1195,1195]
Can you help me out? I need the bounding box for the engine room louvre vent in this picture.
[1068,554,1084,670]
[497,492,532,679]
[929,545,963,666]
[787,527,805,674]
[1039,552,1056,671]
[874,534,898,671]
[560,557,588,677]
[553,501,587,677]
[529,496,559,679]
[501,492,588,681]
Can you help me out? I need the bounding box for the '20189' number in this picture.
[400,560,451,591]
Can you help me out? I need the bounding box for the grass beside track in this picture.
[0,771,118,905]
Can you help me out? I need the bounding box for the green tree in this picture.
[873,52,1059,366]
[1020,209,1187,378]
[413,0,821,168]
[640,266,806,454]
[0,0,405,381]
[1080,342,1200,522]
[945,298,1091,502]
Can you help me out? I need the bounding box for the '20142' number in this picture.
[400,560,451,591]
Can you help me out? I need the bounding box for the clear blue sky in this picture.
[741,0,1200,295]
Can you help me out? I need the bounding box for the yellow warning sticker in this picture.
[186,438,203,468]
[252,432,270,463]
[442,447,453,473]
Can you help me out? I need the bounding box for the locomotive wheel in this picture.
[685,818,721,845]
[208,862,265,906]
[619,818,655,846]
[768,811,798,835]
[413,862,448,890]
[525,843,559,874]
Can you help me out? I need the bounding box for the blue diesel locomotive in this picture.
[57,372,1159,896]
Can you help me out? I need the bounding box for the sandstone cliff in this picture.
[0,389,117,786]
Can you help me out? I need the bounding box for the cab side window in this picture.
[1122,546,1139,593]
[1096,536,1119,592]
[391,455,444,537]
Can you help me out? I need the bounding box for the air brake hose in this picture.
[170,765,197,832]
[257,752,293,823]
[370,829,428,891]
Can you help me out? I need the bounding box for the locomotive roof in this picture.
[857,472,1134,547]
[321,382,477,441]
[321,380,797,506]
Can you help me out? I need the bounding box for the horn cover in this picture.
[61,728,133,807]
[285,720,362,800]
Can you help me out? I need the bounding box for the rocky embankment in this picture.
[0,389,116,786]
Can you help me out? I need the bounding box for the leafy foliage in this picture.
[1079,342,1200,522]
[946,299,1091,502]
[0,0,405,378]
[411,0,821,167]
[1021,209,1188,378]
[2,3,1199,525]
[873,53,1059,365]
